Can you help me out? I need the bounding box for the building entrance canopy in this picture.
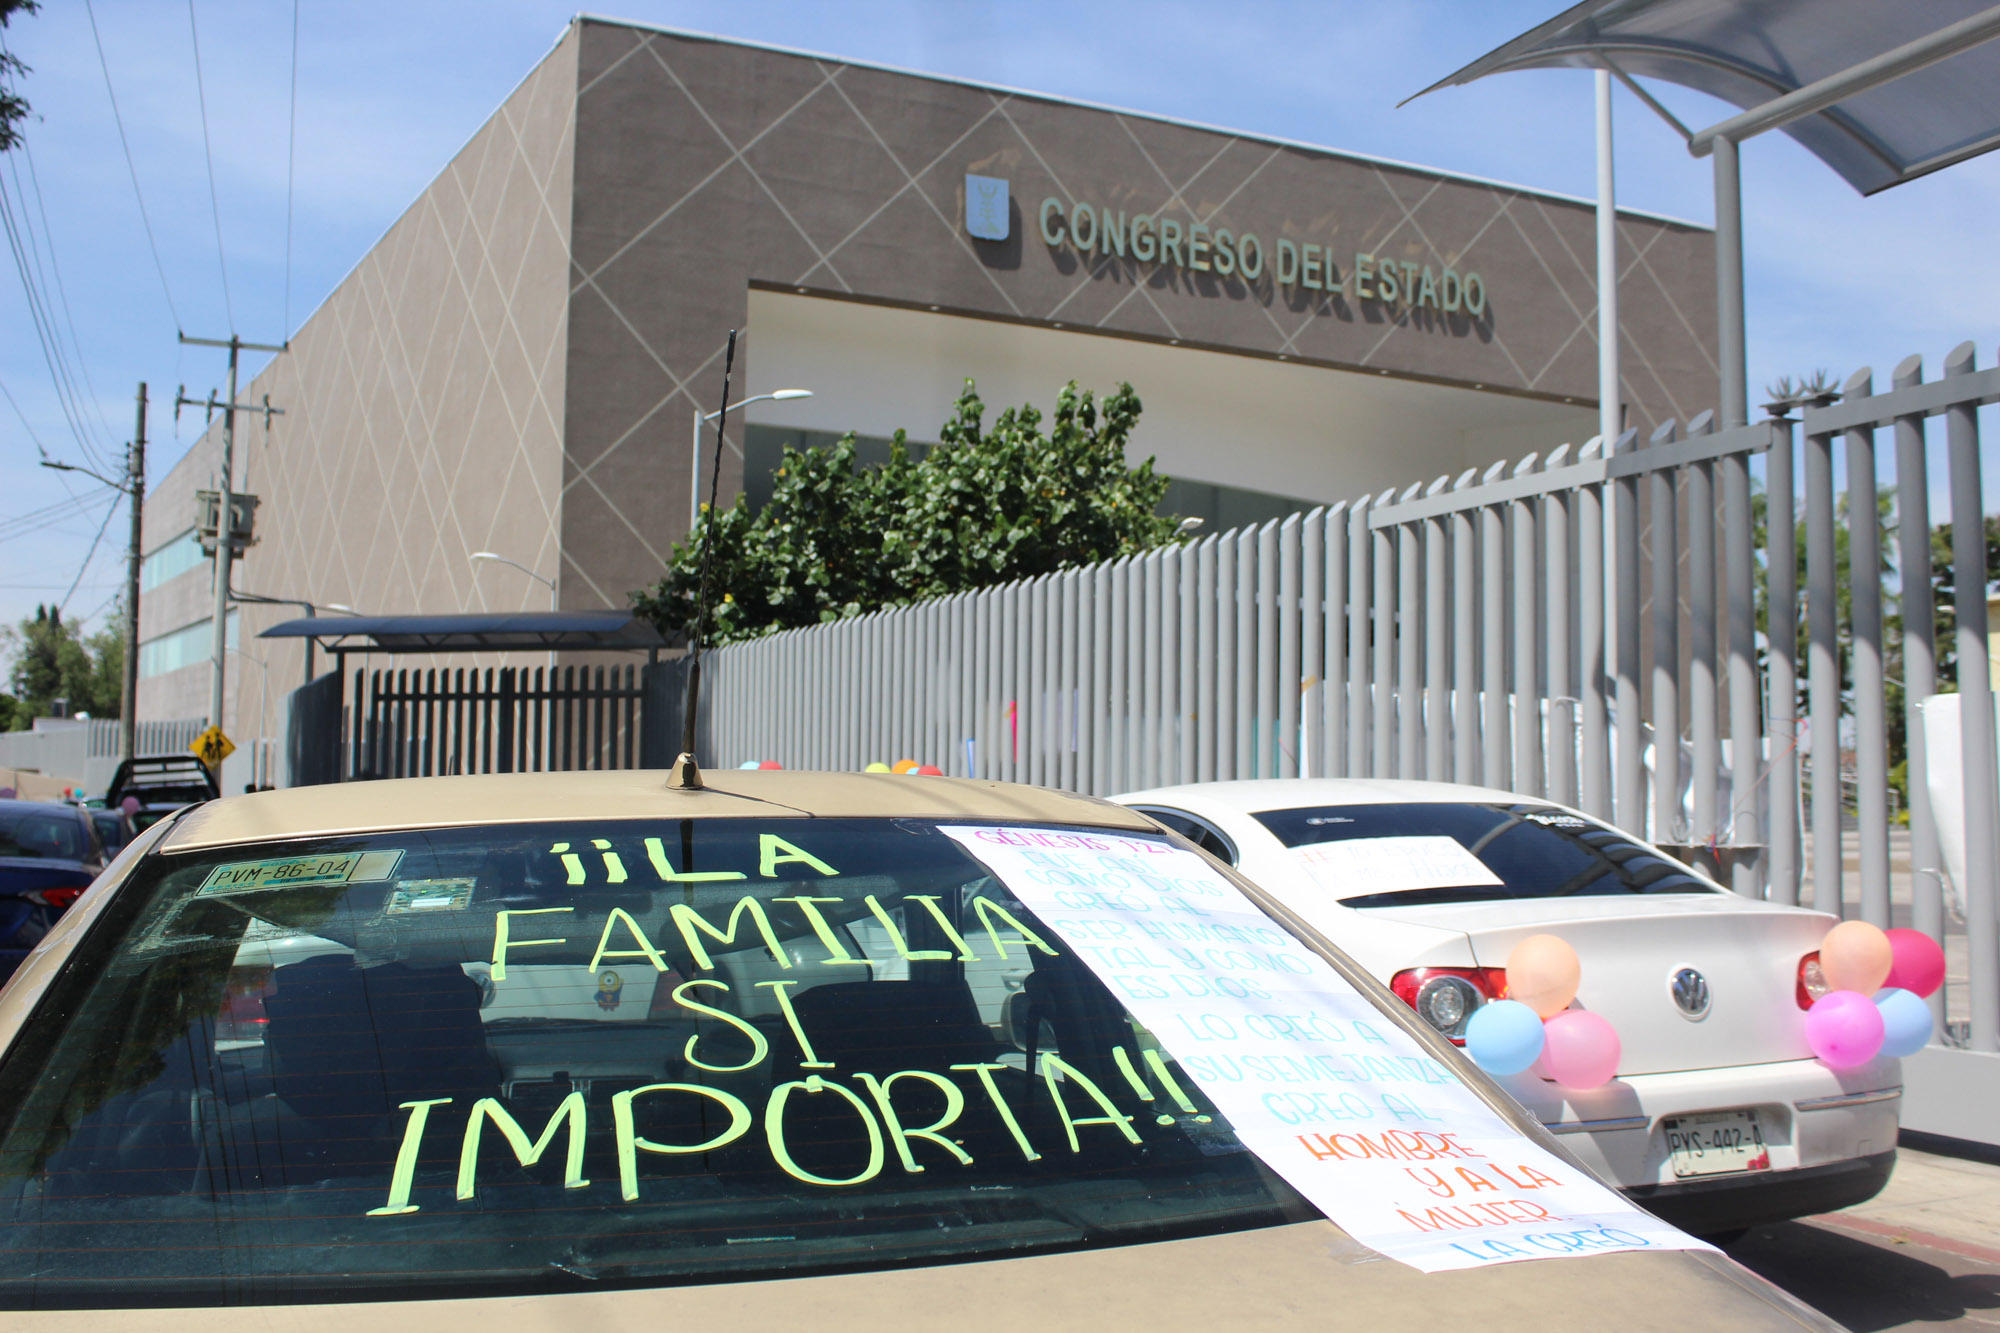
[259,612,673,655]
[1415,0,2000,195]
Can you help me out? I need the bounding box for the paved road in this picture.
[1726,1146,2000,1330]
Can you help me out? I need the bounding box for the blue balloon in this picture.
[1874,987,1934,1058]
[1463,999,1547,1076]
[738,761,761,769]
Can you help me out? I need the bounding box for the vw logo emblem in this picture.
[1670,967,1711,1020]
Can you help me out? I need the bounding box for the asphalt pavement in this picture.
[1725,1143,2000,1330]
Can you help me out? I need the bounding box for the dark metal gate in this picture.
[347,664,648,778]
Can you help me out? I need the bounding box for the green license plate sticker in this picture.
[199,849,405,896]
[385,878,476,915]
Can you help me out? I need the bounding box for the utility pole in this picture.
[121,384,146,763]
[178,334,286,745]
[37,382,151,766]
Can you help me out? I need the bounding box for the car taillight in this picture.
[217,966,275,1043]
[1796,951,1829,1010]
[25,886,84,911]
[1389,967,1509,1043]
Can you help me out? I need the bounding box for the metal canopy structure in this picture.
[1417,1,2000,196]
[1413,1,2000,427]
[259,611,673,655]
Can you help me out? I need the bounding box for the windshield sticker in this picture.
[939,824,1708,1274]
[385,878,476,915]
[1291,835,1504,900]
[199,849,404,897]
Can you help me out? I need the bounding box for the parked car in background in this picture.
[0,798,105,980]
[1113,778,1900,1239]
[0,770,1832,1327]
[103,754,220,831]
[86,807,136,859]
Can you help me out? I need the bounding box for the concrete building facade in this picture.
[139,17,1718,787]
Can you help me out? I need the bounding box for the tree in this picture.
[4,605,123,729]
[0,2,41,153]
[633,379,1184,645]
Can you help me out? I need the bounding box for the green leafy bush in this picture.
[634,380,1182,645]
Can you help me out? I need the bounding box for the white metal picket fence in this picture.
[698,340,2000,1143]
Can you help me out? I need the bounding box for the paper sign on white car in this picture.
[1291,834,1504,900]
[942,825,1708,1273]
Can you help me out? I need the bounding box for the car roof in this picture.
[0,798,85,819]
[1114,777,1550,813]
[158,769,1157,853]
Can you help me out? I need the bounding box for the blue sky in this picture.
[3,1,1998,649]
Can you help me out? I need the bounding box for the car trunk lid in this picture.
[1361,895,1833,1075]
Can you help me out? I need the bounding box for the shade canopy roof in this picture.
[1416,0,2000,195]
[259,611,674,654]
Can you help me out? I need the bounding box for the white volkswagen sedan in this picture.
[1112,778,1901,1239]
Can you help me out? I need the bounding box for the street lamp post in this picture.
[224,645,269,789]
[470,552,558,673]
[689,389,814,532]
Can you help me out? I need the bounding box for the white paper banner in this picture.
[942,825,1709,1273]
[1292,835,1504,900]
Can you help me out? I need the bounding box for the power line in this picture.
[0,491,117,546]
[186,0,235,331]
[83,0,182,333]
[57,490,123,615]
[14,143,117,469]
[0,371,48,454]
[0,170,103,463]
[284,0,298,340]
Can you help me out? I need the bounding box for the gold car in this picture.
[0,771,1832,1329]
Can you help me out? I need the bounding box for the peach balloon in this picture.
[1505,934,1582,1018]
[1820,920,1893,994]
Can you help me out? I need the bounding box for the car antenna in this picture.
[668,328,738,792]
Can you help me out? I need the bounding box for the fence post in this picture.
[1765,415,1801,906]
[1723,415,1766,896]
[1804,406,1842,914]
[1512,455,1544,797]
[1395,485,1423,780]
[1450,470,1478,785]
[1648,420,1681,846]
[1349,497,1375,778]
[1279,514,1303,780]
[1686,415,1721,863]
[1577,437,1611,819]
[1945,341,1999,1051]
[1843,367,1891,925]
[1891,354,1942,1014]
[1544,445,1577,807]
[1613,429,1645,833]
[1423,479,1450,783]
[1479,461,1509,790]
[1301,508,1326,779]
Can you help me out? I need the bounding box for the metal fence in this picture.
[348,665,647,778]
[696,340,2000,1144]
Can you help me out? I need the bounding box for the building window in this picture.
[743,425,1320,533]
[138,612,237,681]
[139,531,206,592]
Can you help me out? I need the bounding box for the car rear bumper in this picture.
[1622,1148,1897,1236]
[1492,1055,1901,1227]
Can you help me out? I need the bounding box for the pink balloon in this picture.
[1540,1010,1621,1089]
[1805,990,1886,1069]
[1885,928,1947,999]
[757,760,783,770]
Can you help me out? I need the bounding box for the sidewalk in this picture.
[1729,1145,2000,1330]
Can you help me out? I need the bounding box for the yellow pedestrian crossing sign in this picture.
[191,725,236,770]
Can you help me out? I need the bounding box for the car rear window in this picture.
[0,809,88,862]
[0,818,1314,1309]
[1252,802,1718,906]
